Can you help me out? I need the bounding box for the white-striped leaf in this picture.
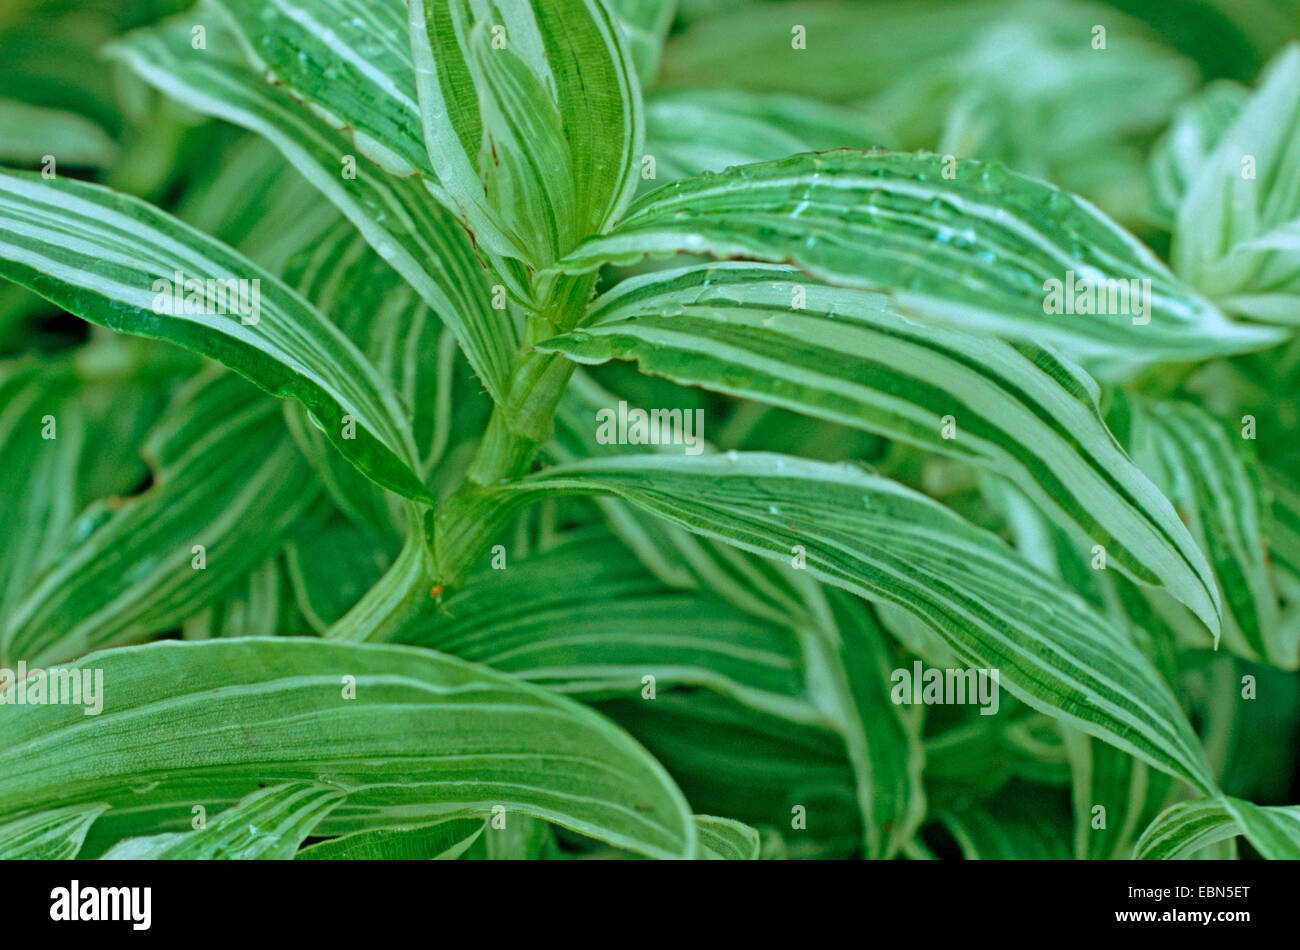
[1136,795,1300,859]
[213,0,432,178]
[1,372,319,667]
[550,151,1283,372]
[695,814,760,859]
[1175,45,1300,324]
[0,168,429,501]
[541,261,1223,634]
[402,529,818,724]
[1063,729,1173,860]
[101,783,344,860]
[296,818,485,860]
[608,0,677,87]
[0,803,107,859]
[408,0,643,268]
[550,373,824,628]
[510,453,1218,793]
[645,88,891,183]
[0,638,696,860]
[1126,398,1292,668]
[109,16,519,407]
[1148,80,1247,229]
[805,591,926,859]
[940,782,1073,859]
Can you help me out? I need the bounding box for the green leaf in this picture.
[931,9,1196,223]
[466,814,554,860]
[285,517,395,635]
[0,96,117,168]
[403,529,817,724]
[0,638,696,860]
[212,0,433,177]
[0,362,83,621]
[550,151,1284,373]
[1136,795,1300,859]
[408,0,643,268]
[1063,730,1172,860]
[110,15,520,407]
[1269,466,1300,586]
[1174,44,1300,323]
[645,88,891,182]
[597,691,862,858]
[1,372,319,666]
[296,818,485,860]
[0,803,107,859]
[270,219,443,534]
[551,374,826,628]
[101,783,344,859]
[0,167,430,501]
[1128,399,1292,668]
[660,0,1004,103]
[183,556,303,641]
[940,781,1073,859]
[802,592,926,859]
[512,453,1218,793]
[608,0,677,87]
[695,814,760,859]
[543,261,1224,631]
[1148,81,1247,229]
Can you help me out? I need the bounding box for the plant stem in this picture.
[431,273,596,587]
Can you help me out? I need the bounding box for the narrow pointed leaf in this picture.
[296,818,485,860]
[695,814,760,859]
[608,0,677,87]
[1175,45,1300,323]
[800,592,925,859]
[543,261,1224,631]
[110,17,518,406]
[551,151,1283,371]
[1137,796,1300,859]
[1148,80,1247,229]
[101,783,344,860]
[403,530,816,723]
[213,0,433,177]
[409,0,643,267]
[1,373,318,666]
[0,803,107,859]
[513,453,1218,793]
[1128,399,1291,668]
[0,638,696,860]
[0,168,428,501]
[645,89,891,182]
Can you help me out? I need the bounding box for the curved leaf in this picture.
[542,261,1223,631]
[404,529,817,724]
[109,15,518,407]
[0,803,107,859]
[1,372,319,667]
[408,0,643,267]
[0,638,696,860]
[0,168,429,501]
[645,89,890,182]
[296,818,485,860]
[1128,399,1291,668]
[551,151,1283,372]
[101,782,344,860]
[1137,795,1300,859]
[1175,45,1300,323]
[512,453,1217,793]
[695,814,760,859]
